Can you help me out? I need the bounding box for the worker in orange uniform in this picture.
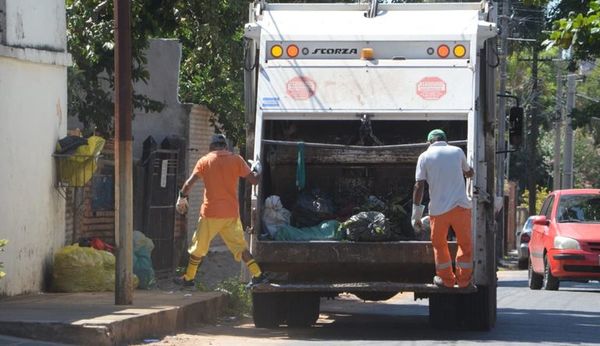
[173,134,266,287]
[411,129,474,288]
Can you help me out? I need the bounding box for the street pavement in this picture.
[138,269,600,346]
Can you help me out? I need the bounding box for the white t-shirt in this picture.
[415,141,472,216]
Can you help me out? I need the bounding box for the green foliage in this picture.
[544,0,600,60]
[519,187,550,214]
[215,278,252,317]
[0,239,7,279]
[573,128,600,188]
[67,0,164,134]
[163,0,249,146]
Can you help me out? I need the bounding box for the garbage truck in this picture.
[242,0,499,331]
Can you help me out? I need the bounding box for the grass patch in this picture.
[214,277,251,317]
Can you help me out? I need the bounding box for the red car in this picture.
[528,189,600,290]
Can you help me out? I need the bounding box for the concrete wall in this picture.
[132,39,190,158]
[2,0,66,50]
[0,0,69,296]
[67,39,190,160]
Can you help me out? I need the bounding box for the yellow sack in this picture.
[52,244,138,292]
[56,136,105,187]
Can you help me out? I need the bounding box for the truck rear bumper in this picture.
[251,281,477,294]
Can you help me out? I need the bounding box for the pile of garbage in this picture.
[52,231,156,292]
[261,188,422,242]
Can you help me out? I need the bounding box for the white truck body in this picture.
[243,1,499,330]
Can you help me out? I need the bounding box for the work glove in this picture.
[411,204,425,232]
[176,194,189,215]
[248,159,262,175]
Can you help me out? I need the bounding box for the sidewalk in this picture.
[0,289,227,345]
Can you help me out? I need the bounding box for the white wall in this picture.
[3,0,66,50]
[0,0,68,296]
[0,57,67,296]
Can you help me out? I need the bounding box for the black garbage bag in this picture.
[292,188,336,227]
[341,211,391,242]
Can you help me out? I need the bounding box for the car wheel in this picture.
[543,254,560,290]
[518,258,528,270]
[528,258,543,290]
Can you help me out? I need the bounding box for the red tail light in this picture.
[521,233,530,243]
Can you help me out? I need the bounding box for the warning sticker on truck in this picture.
[417,77,447,100]
[286,76,317,100]
[261,97,280,108]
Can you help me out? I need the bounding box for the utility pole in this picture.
[552,66,562,190]
[114,0,134,305]
[562,74,576,189]
[496,0,510,198]
[495,0,510,261]
[527,46,539,215]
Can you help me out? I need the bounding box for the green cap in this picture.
[427,129,447,142]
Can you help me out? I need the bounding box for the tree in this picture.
[67,0,166,135]
[544,0,600,61]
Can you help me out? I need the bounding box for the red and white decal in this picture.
[286,76,317,100]
[417,77,447,100]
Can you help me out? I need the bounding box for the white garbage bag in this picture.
[262,195,291,237]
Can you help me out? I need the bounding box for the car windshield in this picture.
[557,194,600,223]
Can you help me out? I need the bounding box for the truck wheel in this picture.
[252,293,285,328]
[528,258,543,290]
[458,284,496,331]
[429,293,460,329]
[285,293,320,328]
[543,254,560,291]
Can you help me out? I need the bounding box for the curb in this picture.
[0,293,227,346]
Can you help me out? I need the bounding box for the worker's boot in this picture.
[173,275,195,288]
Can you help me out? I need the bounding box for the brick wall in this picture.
[65,139,116,246]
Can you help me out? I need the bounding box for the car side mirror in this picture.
[532,215,549,226]
[509,106,524,148]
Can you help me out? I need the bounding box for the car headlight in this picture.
[554,236,581,250]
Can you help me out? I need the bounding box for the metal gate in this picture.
[141,136,181,277]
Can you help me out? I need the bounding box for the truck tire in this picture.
[458,284,496,331]
[528,258,543,289]
[430,285,497,331]
[543,254,560,291]
[429,293,460,329]
[285,293,320,328]
[252,293,286,328]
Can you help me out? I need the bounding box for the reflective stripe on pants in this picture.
[430,206,473,287]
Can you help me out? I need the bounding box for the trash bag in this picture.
[133,231,156,289]
[341,211,391,242]
[262,195,292,237]
[292,188,336,227]
[274,220,343,241]
[52,244,138,292]
[55,136,105,187]
[52,244,117,292]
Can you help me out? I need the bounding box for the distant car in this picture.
[516,216,534,269]
[528,189,600,290]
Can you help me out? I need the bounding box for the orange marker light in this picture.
[437,44,450,58]
[287,44,299,58]
[361,48,374,60]
[271,44,283,58]
[453,44,466,58]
